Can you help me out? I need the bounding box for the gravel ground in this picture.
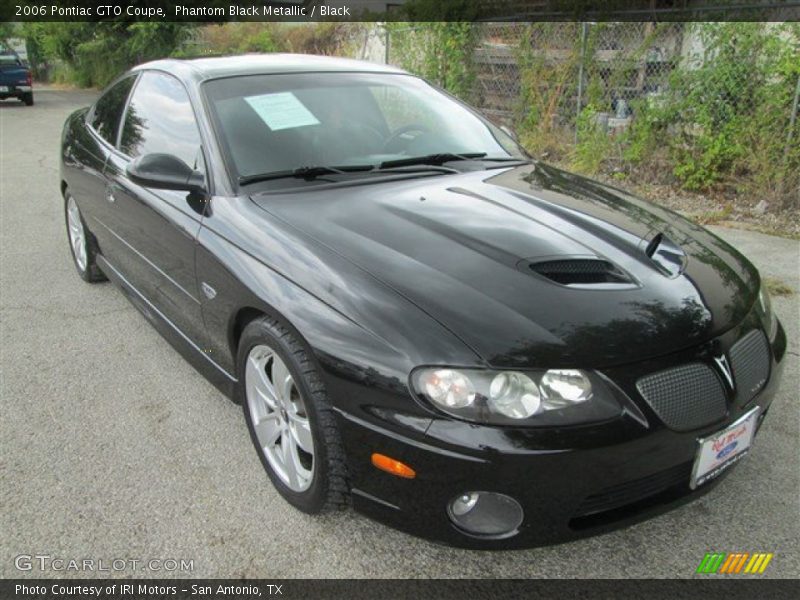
[1,90,798,579]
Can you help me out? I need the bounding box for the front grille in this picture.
[636,363,727,432]
[573,462,692,518]
[729,329,770,406]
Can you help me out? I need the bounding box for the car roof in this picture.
[134,53,408,83]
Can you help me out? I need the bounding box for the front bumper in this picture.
[330,319,786,549]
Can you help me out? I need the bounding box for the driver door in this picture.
[100,70,208,349]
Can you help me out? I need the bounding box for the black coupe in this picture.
[60,54,786,548]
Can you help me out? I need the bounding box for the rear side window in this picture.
[119,71,201,168]
[0,54,22,67]
[90,76,136,144]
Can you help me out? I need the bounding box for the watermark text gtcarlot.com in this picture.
[14,554,194,573]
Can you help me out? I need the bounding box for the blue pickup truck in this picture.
[0,49,33,106]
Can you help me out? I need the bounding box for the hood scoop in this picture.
[524,257,637,289]
[644,232,687,278]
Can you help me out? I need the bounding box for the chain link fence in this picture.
[385,22,697,130]
[464,22,689,127]
[385,22,800,209]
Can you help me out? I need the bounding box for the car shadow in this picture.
[0,100,29,109]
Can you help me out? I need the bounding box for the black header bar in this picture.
[3,0,800,22]
[2,579,800,600]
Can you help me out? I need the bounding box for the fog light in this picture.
[447,491,523,537]
[451,492,479,516]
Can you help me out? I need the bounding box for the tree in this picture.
[22,22,195,87]
[0,22,17,44]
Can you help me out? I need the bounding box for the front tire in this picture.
[64,192,105,282]
[238,315,349,513]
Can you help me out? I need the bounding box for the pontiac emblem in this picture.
[714,354,735,390]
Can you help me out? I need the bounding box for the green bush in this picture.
[515,23,581,160]
[386,0,480,99]
[622,23,800,204]
[387,22,478,101]
[571,104,615,173]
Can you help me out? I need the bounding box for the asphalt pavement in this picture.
[1,90,798,579]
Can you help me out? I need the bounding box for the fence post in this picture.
[575,22,589,144]
[384,25,390,65]
[775,73,800,205]
[788,74,800,140]
[780,73,800,203]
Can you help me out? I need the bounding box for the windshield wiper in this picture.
[480,156,532,162]
[380,152,487,169]
[240,162,469,185]
[239,153,519,186]
[239,164,374,185]
[375,164,461,175]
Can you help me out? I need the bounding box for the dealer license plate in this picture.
[690,407,759,489]
[0,86,9,92]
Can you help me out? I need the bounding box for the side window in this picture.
[119,71,202,169]
[90,76,136,144]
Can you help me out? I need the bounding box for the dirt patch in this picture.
[589,174,800,240]
[764,276,795,297]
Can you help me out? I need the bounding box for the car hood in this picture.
[251,163,759,369]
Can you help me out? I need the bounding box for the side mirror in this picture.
[126,153,206,194]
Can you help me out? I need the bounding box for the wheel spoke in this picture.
[246,354,278,410]
[289,416,313,453]
[254,413,281,449]
[271,356,293,404]
[281,432,300,489]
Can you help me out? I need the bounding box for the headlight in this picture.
[423,369,476,409]
[540,369,593,407]
[411,367,620,426]
[489,372,540,418]
[757,284,777,337]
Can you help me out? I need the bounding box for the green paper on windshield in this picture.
[244,92,320,131]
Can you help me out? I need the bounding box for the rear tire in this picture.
[238,315,349,514]
[64,191,105,283]
[22,93,33,106]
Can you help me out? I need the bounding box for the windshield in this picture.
[0,54,21,67]
[202,72,524,183]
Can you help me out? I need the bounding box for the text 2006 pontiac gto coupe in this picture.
[60,54,785,548]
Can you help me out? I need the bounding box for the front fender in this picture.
[195,196,479,427]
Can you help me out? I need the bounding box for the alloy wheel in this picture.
[245,344,315,492]
[66,196,87,271]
